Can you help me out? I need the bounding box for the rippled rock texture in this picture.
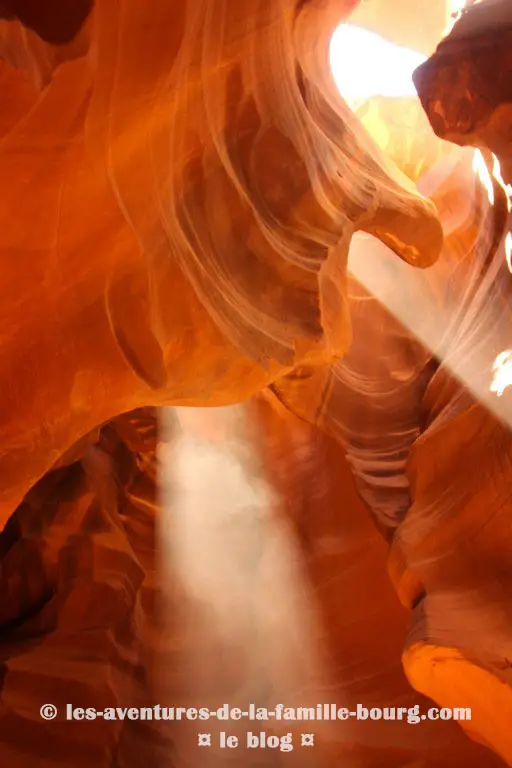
[0,409,169,767]
[1,0,512,766]
[0,0,443,528]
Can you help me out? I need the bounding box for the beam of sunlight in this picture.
[158,405,329,766]
[347,147,512,414]
[347,230,512,410]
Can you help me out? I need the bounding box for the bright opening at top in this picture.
[329,25,427,109]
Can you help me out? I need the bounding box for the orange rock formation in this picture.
[0,0,511,766]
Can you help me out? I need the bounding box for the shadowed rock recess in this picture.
[0,0,511,766]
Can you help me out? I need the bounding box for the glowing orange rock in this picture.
[0,0,442,528]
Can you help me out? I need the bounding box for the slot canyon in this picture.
[1,0,512,765]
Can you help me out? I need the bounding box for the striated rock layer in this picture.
[0,409,171,767]
[250,396,506,767]
[0,0,442,528]
[1,1,512,767]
